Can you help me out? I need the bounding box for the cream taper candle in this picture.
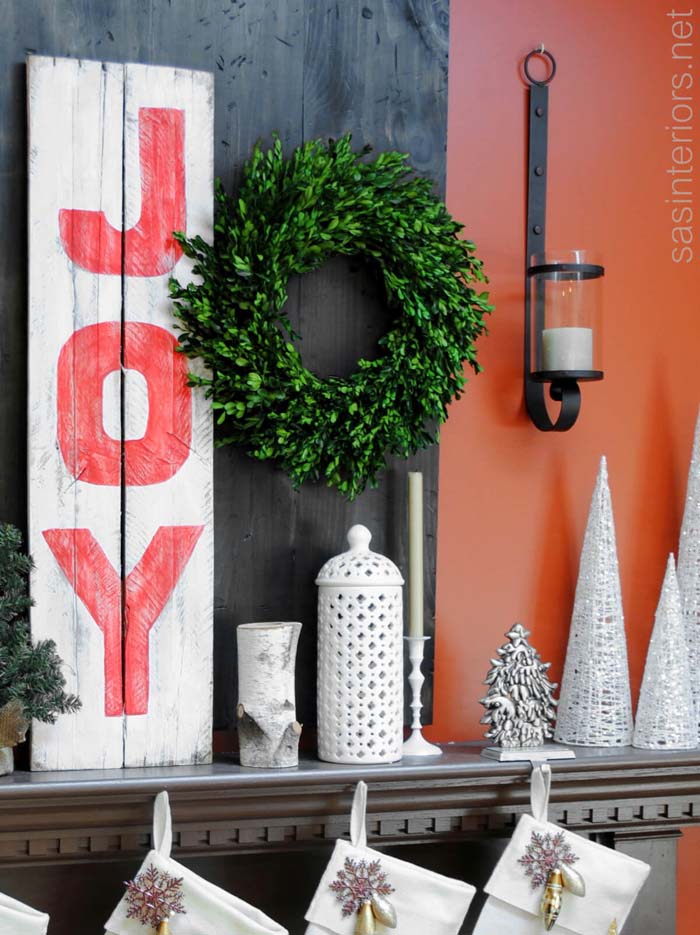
[408,471,424,637]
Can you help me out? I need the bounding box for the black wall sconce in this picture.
[523,47,604,431]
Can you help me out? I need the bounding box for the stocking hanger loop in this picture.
[530,763,552,823]
[153,790,173,857]
[350,781,369,849]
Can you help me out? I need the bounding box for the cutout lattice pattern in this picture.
[316,526,404,764]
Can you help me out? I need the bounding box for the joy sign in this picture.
[28,57,214,770]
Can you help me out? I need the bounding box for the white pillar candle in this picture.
[408,471,424,638]
[542,327,593,371]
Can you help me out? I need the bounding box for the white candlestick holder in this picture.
[402,636,442,756]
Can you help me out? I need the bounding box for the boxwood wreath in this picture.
[170,134,492,499]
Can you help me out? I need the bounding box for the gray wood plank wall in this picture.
[0,0,449,740]
[0,2,450,930]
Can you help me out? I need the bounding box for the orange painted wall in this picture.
[431,0,700,928]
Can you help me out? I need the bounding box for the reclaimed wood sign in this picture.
[27,56,214,770]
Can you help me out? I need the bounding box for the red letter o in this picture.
[57,322,192,486]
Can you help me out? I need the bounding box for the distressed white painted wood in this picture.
[28,56,214,770]
[28,56,125,769]
[121,64,214,767]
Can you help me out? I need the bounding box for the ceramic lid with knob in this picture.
[315,524,404,588]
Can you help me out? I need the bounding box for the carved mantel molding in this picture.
[0,744,698,867]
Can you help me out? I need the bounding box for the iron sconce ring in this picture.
[523,48,557,87]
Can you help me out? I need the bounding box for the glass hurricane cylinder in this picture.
[529,249,604,380]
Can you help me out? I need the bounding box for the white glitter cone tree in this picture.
[677,410,700,738]
[633,555,696,749]
[555,456,633,746]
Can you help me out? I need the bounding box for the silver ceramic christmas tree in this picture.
[677,410,700,739]
[633,555,697,750]
[480,624,573,760]
[555,457,634,746]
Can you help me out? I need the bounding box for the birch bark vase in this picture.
[0,748,13,776]
[236,622,302,768]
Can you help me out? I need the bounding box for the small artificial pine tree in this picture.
[0,524,80,723]
[479,623,558,748]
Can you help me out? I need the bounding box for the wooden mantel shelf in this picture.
[0,743,699,867]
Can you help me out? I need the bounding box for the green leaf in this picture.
[169,132,492,499]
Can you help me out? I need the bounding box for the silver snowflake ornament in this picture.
[124,863,186,929]
[518,829,579,890]
[330,857,395,917]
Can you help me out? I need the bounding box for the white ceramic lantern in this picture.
[316,524,404,764]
